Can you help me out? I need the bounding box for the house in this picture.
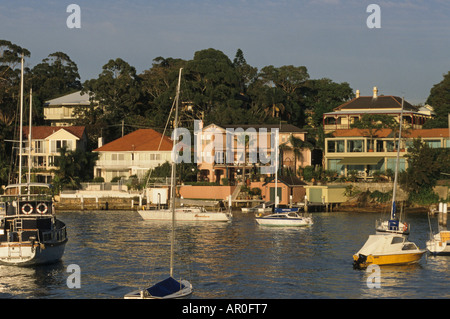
[21,126,87,183]
[44,91,97,126]
[196,123,311,184]
[259,175,307,206]
[322,87,433,133]
[93,129,173,182]
[324,128,450,178]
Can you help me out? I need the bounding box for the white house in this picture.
[93,129,173,182]
[21,126,87,183]
[44,91,96,126]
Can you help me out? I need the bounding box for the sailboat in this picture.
[353,97,425,269]
[137,70,231,223]
[124,68,192,299]
[255,131,313,227]
[375,97,409,236]
[426,202,450,255]
[0,55,68,266]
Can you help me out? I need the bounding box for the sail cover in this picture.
[146,277,185,297]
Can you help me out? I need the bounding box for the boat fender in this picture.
[403,223,408,231]
[36,203,48,214]
[22,203,33,215]
[40,243,45,250]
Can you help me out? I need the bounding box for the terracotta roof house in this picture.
[324,127,449,179]
[93,129,173,181]
[195,122,311,185]
[323,87,434,133]
[20,126,87,183]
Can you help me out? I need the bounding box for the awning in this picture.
[338,157,383,165]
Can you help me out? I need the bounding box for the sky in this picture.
[1,0,449,105]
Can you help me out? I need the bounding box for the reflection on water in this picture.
[0,210,448,298]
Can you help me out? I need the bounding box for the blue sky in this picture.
[1,0,449,105]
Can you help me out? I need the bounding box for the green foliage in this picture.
[424,71,450,128]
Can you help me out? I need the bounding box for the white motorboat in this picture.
[255,208,313,227]
[353,233,426,269]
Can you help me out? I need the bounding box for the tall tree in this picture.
[303,78,354,127]
[81,58,143,142]
[424,71,450,128]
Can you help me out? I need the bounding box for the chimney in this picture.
[98,137,104,148]
[356,90,360,98]
[373,86,378,98]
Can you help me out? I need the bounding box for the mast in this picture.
[274,128,279,208]
[391,97,404,220]
[27,88,32,195]
[18,53,24,194]
[170,68,182,278]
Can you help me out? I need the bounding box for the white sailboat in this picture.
[137,69,231,223]
[125,68,192,299]
[0,55,67,266]
[255,131,313,227]
[354,97,425,269]
[426,202,450,255]
[375,97,409,236]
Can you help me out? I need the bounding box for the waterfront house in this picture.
[93,129,173,182]
[21,126,87,183]
[196,122,311,184]
[324,127,450,178]
[322,87,433,133]
[44,91,97,127]
[259,175,307,206]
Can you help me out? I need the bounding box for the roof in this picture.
[94,129,173,152]
[44,91,93,106]
[215,123,307,133]
[263,175,307,186]
[23,126,86,139]
[331,128,449,139]
[333,96,418,112]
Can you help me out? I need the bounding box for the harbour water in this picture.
[0,210,448,299]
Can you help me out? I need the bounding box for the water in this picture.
[0,210,448,299]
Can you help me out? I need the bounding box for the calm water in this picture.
[0,210,448,299]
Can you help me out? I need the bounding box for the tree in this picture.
[399,139,449,204]
[303,78,354,127]
[424,71,450,128]
[183,48,244,125]
[81,58,143,142]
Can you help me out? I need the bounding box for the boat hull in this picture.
[138,208,231,222]
[426,231,450,255]
[255,217,312,227]
[124,279,193,299]
[0,239,67,266]
[353,251,426,269]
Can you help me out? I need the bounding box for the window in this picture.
[327,140,345,153]
[34,140,44,153]
[347,140,364,152]
[50,140,73,152]
[425,140,441,148]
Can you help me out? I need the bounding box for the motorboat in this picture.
[0,183,68,266]
[353,233,426,269]
[255,208,313,227]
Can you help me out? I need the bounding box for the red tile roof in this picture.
[23,126,86,139]
[332,128,449,138]
[94,129,173,152]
